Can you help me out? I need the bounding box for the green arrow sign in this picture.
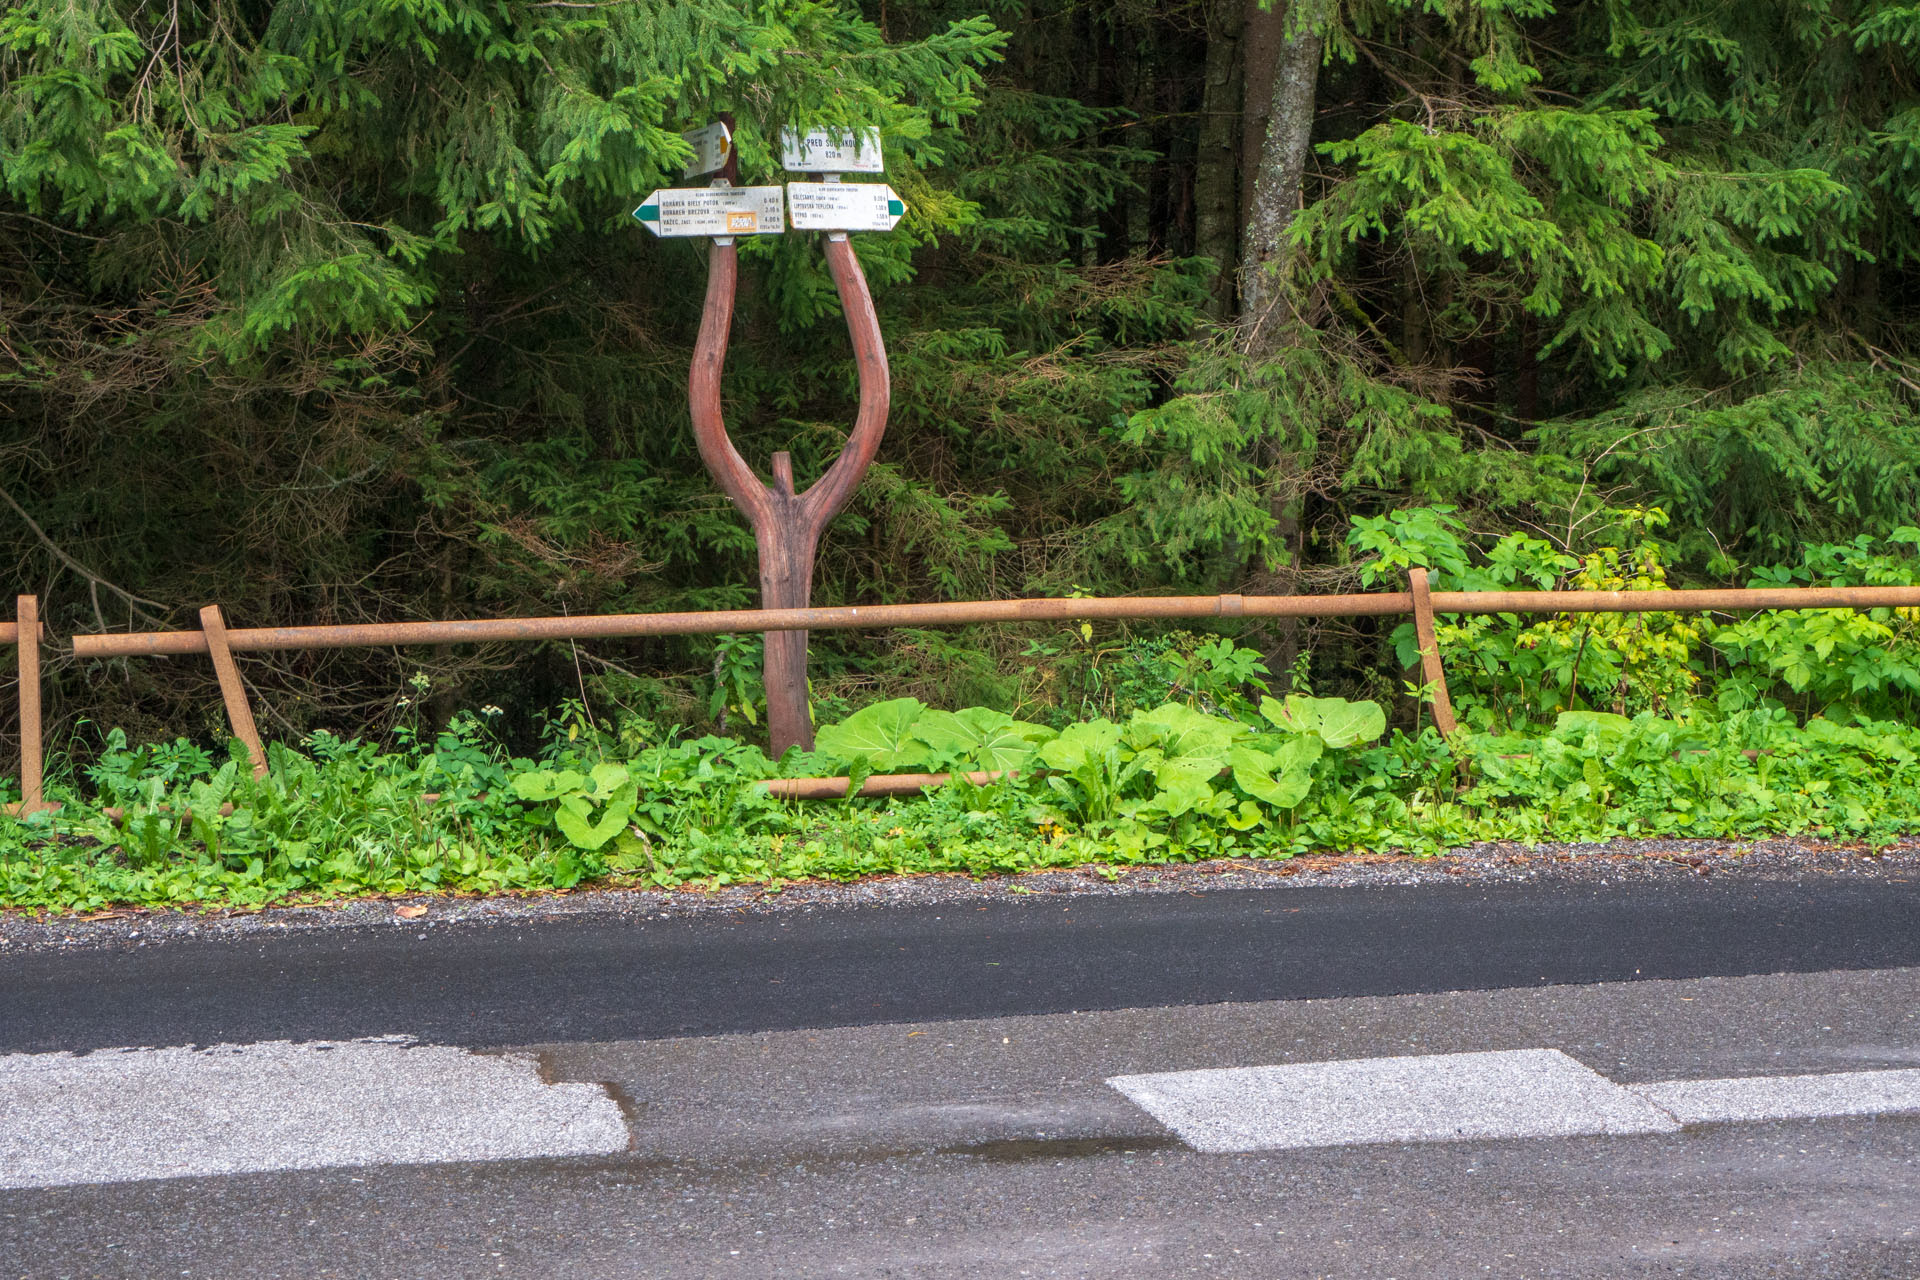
[632,184,785,238]
[785,182,907,232]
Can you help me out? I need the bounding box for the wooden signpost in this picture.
[645,118,905,754]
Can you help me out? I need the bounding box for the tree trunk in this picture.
[1194,0,1246,318]
[1237,1,1323,352]
[1241,0,1283,234]
[1237,0,1324,676]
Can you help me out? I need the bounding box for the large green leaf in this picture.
[508,769,582,802]
[814,698,937,771]
[912,707,1055,772]
[1230,736,1321,809]
[555,794,634,851]
[1260,695,1387,748]
[1552,710,1633,742]
[1126,702,1239,763]
[1038,719,1124,772]
[530,762,635,851]
[1128,771,1216,819]
[1153,757,1223,795]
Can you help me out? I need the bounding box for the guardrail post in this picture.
[1407,568,1458,736]
[199,605,269,778]
[15,595,44,814]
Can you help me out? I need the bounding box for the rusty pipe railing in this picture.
[21,580,1920,806]
[3,598,47,815]
[67,584,1920,660]
[1427,586,1920,614]
[69,591,1398,658]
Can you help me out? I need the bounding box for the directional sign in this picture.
[633,185,785,238]
[680,121,732,179]
[786,182,907,232]
[780,127,884,173]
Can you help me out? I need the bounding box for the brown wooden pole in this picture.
[199,605,268,778]
[756,450,816,755]
[1407,568,1457,736]
[15,595,43,814]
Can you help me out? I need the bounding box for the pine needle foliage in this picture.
[3,0,1920,753]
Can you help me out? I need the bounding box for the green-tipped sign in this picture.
[785,182,907,232]
[632,184,785,238]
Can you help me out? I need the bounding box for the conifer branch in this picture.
[0,484,171,625]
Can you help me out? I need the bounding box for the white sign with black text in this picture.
[679,121,732,179]
[632,184,785,237]
[779,127,885,173]
[786,182,907,232]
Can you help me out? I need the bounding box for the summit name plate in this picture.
[780,127,884,173]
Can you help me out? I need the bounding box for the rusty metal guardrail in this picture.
[4,578,1919,811]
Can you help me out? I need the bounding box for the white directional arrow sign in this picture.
[780,127,884,173]
[632,185,785,238]
[786,182,907,232]
[679,121,732,179]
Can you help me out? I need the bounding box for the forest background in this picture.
[5,0,1920,760]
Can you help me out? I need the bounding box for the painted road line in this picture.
[1633,1068,1920,1124]
[1108,1049,1680,1154]
[0,1037,629,1189]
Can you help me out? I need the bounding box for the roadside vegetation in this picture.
[9,517,1920,914]
[7,3,1920,913]
[9,0,1920,764]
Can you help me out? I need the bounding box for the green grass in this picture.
[6,699,1920,916]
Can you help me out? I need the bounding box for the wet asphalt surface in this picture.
[5,842,1920,1277]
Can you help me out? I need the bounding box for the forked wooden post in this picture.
[200,604,269,777]
[688,236,890,755]
[1407,567,1458,736]
[15,595,44,814]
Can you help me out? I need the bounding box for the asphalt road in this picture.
[8,877,1920,1053]
[6,874,1920,1278]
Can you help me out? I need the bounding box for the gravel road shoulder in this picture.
[5,837,1917,954]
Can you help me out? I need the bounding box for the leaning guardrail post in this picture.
[1406,568,1458,736]
[199,605,268,778]
[15,595,45,814]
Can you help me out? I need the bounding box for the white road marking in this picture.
[1632,1068,1920,1125]
[1108,1049,1680,1154]
[1112,1053,1920,1155]
[0,1037,629,1189]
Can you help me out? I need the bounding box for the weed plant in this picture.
[10,519,1920,914]
[7,642,1920,914]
